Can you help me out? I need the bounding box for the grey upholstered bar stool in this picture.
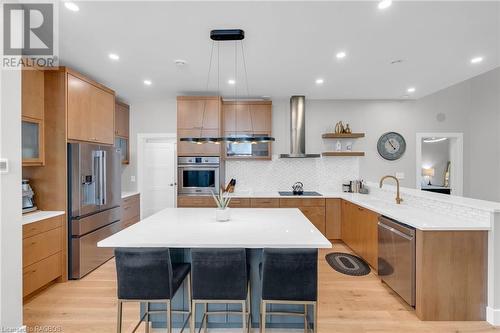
[115,248,193,333]
[260,248,318,333]
[190,248,251,333]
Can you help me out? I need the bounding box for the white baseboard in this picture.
[487,307,500,326]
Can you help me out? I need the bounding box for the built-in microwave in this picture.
[178,156,220,195]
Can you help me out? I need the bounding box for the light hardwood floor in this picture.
[23,242,497,332]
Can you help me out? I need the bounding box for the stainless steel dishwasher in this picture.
[378,216,416,306]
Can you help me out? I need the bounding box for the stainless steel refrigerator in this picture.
[68,142,122,279]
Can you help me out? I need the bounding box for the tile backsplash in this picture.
[225,155,360,192]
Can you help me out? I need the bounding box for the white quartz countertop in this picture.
[98,208,332,248]
[122,191,140,199]
[22,210,65,226]
[227,191,491,231]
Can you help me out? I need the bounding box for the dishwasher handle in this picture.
[378,221,414,241]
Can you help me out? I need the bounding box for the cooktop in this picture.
[278,191,323,196]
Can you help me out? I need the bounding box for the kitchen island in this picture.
[98,207,331,329]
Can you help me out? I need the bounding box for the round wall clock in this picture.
[377,132,406,160]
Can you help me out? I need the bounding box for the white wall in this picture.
[0,69,23,329]
[121,98,176,191]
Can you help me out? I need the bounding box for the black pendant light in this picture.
[180,29,276,144]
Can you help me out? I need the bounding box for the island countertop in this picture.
[98,208,332,248]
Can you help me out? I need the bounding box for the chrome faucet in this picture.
[379,175,403,204]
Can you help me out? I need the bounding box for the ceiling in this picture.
[58,1,500,104]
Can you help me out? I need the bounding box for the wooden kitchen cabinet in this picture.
[228,198,251,208]
[121,194,140,228]
[115,101,130,138]
[341,200,379,269]
[177,96,221,130]
[250,198,279,208]
[177,96,222,156]
[115,101,130,164]
[22,214,63,298]
[177,196,217,208]
[326,198,342,240]
[22,68,44,120]
[280,198,326,234]
[223,101,272,133]
[22,67,45,166]
[67,73,115,145]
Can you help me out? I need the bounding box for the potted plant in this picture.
[211,190,232,222]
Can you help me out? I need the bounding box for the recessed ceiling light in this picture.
[64,2,79,12]
[108,53,119,61]
[336,51,347,59]
[470,56,483,64]
[315,78,324,85]
[228,79,236,85]
[378,0,392,10]
[143,80,152,86]
[407,87,416,93]
[175,59,187,66]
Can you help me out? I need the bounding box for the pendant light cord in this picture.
[199,41,216,138]
[241,41,254,136]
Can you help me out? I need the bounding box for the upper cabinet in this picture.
[115,101,130,138]
[177,96,222,156]
[115,101,130,164]
[67,73,115,145]
[223,101,272,133]
[222,100,273,160]
[22,68,45,166]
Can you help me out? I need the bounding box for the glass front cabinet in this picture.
[115,137,129,164]
[22,117,44,166]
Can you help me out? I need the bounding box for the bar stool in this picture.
[260,248,318,333]
[191,248,251,333]
[115,247,192,333]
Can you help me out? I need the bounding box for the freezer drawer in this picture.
[378,216,416,306]
[71,220,122,279]
[71,206,121,236]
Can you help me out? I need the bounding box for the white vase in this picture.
[215,208,231,222]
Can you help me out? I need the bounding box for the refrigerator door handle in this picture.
[101,150,107,206]
[93,151,100,205]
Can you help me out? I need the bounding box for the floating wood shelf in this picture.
[322,133,365,139]
[322,152,365,157]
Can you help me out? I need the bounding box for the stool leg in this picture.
[187,274,193,333]
[247,283,251,332]
[242,300,246,333]
[260,301,266,333]
[145,302,150,333]
[166,300,172,333]
[304,304,308,333]
[204,303,208,333]
[191,301,196,333]
[312,302,317,333]
[116,300,123,333]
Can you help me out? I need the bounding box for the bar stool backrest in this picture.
[261,248,318,301]
[115,247,173,300]
[191,248,248,300]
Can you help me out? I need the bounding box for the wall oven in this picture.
[178,157,220,195]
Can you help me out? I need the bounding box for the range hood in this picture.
[280,96,320,158]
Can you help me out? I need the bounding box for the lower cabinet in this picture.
[122,194,140,228]
[280,198,326,234]
[341,200,379,269]
[177,196,217,208]
[325,199,342,240]
[22,214,64,298]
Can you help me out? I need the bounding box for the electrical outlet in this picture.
[396,172,405,180]
[130,175,136,182]
[0,159,8,174]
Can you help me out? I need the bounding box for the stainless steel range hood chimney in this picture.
[280,96,320,158]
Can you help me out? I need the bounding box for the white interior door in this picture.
[138,135,177,218]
